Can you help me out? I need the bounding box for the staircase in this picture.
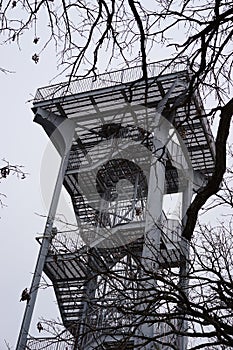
[43,240,142,340]
[43,212,183,348]
[44,250,89,335]
[54,279,87,332]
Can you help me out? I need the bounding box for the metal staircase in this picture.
[42,216,183,347]
[44,238,143,340]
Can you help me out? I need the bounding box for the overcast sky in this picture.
[0,22,228,349]
[0,37,63,349]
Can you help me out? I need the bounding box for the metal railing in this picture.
[48,229,85,254]
[82,304,135,346]
[26,337,74,350]
[34,58,188,102]
[47,199,146,254]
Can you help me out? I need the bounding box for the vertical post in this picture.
[131,173,139,219]
[16,115,74,350]
[137,146,166,346]
[16,153,70,350]
[176,174,192,350]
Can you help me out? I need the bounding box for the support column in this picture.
[136,146,166,348]
[176,174,193,350]
[16,115,74,350]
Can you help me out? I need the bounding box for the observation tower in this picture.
[17,59,215,350]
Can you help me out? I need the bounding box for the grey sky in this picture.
[0,40,61,349]
[0,20,228,349]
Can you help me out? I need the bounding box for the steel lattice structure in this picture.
[17,59,215,350]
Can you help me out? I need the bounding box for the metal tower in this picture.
[17,59,215,350]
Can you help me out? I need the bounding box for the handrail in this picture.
[26,336,74,350]
[47,229,85,254]
[47,198,147,254]
[34,58,188,102]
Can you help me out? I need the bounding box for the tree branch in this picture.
[127,0,147,79]
[183,97,233,240]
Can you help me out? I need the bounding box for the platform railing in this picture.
[34,58,188,101]
[82,304,135,346]
[26,337,74,350]
[48,229,85,254]
[46,197,146,254]
[47,207,181,256]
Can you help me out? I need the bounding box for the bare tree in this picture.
[0,1,232,89]
[1,0,233,231]
[4,1,233,349]
[26,212,233,349]
[0,159,27,208]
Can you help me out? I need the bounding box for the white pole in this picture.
[16,114,74,350]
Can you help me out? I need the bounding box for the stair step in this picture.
[46,245,144,335]
[59,291,84,296]
[56,279,86,286]
[56,284,86,290]
[64,311,85,319]
[56,294,85,302]
[45,253,88,281]
[62,305,84,312]
[57,292,85,298]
